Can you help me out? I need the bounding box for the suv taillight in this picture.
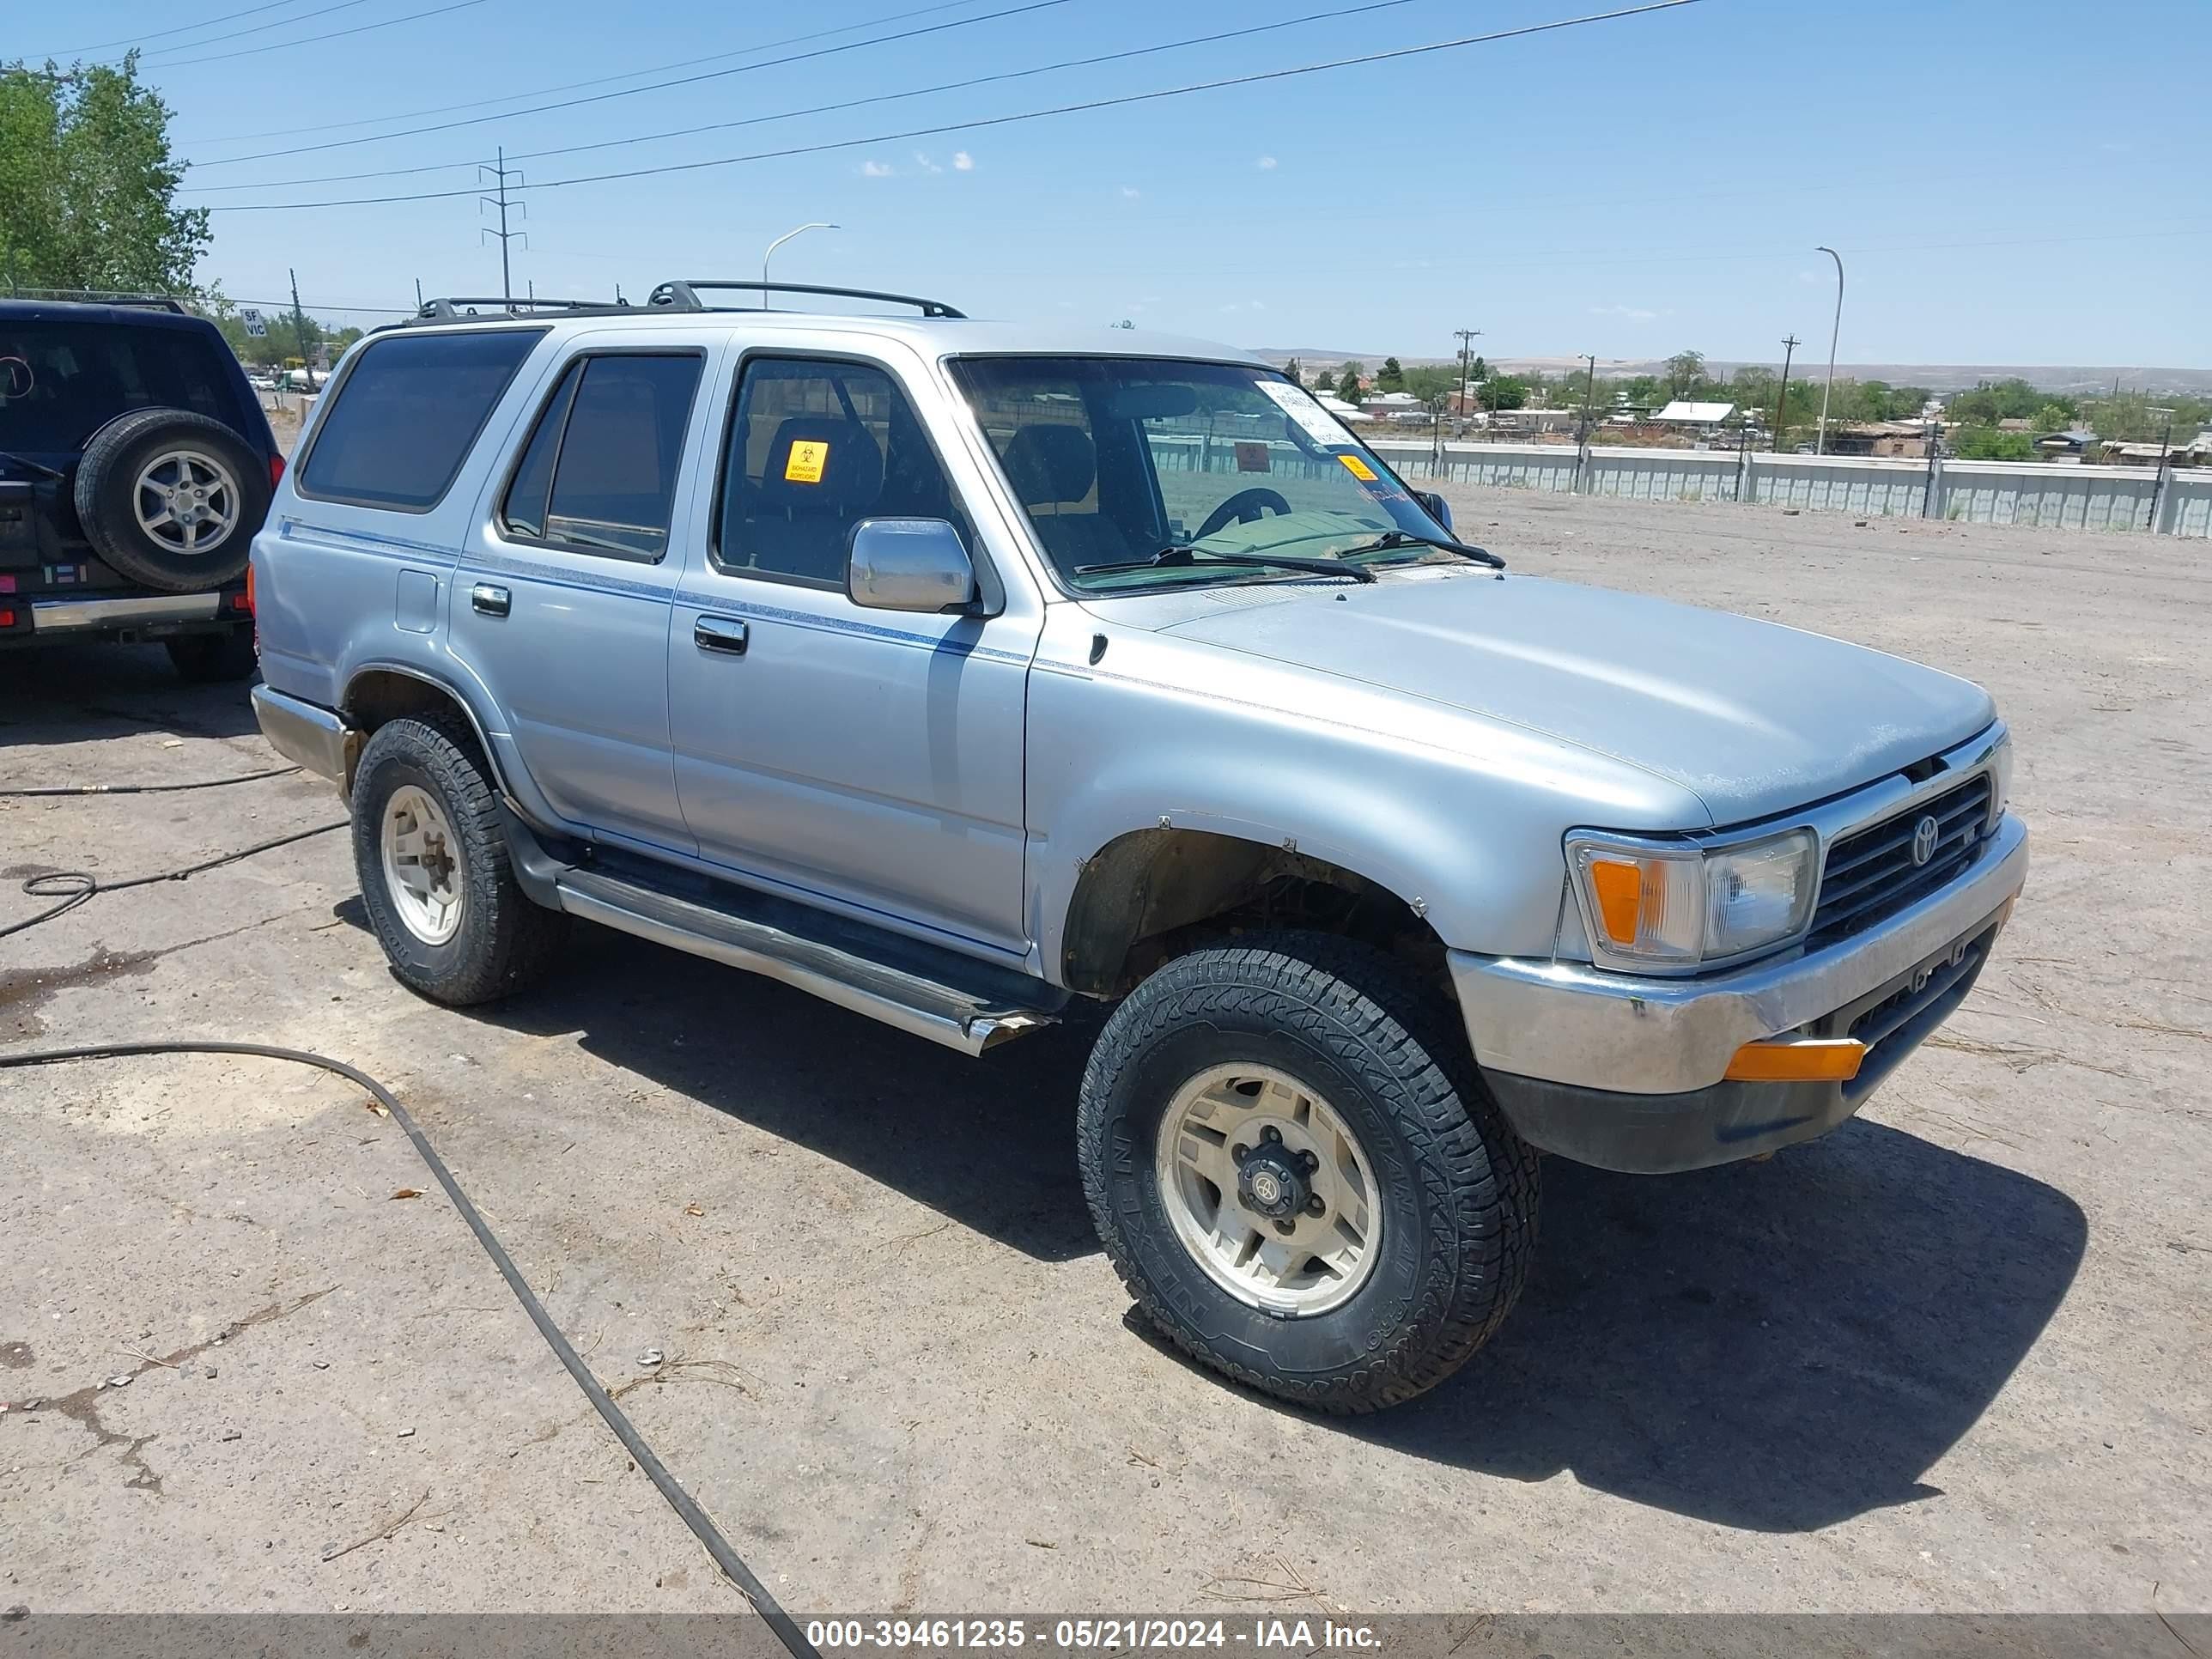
[245,563,256,615]
[270,453,286,489]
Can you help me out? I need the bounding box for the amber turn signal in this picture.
[1723,1037,1866,1083]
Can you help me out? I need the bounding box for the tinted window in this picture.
[540,356,702,558]
[716,358,968,586]
[299,328,544,510]
[499,361,582,542]
[0,321,240,453]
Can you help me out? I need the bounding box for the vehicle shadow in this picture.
[457,921,2085,1532]
[1144,1118,2088,1533]
[471,925,1105,1262]
[0,641,262,744]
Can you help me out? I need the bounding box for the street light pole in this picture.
[761,222,840,307]
[1814,245,1844,456]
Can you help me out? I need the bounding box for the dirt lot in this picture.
[2,492,2207,1619]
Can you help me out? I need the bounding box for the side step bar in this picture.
[550,864,1061,1057]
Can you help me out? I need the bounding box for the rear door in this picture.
[447,329,716,851]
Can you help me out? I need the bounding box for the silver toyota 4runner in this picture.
[252,282,2027,1413]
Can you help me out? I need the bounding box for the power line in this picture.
[179,0,990,144]
[148,0,489,68]
[132,0,376,61]
[183,0,1074,167]
[22,0,340,58]
[183,0,1433,194]
[203,1,1704,211]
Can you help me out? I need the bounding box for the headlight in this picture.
[1988,732,2014,827]
[1567,827,1819,969]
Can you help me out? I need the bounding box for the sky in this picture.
[30,0,2212,367]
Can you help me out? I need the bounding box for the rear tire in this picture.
[165,628,258,683]
[350,714,568,1006]
[1079,931,1538,1414]
[74,409,270,592]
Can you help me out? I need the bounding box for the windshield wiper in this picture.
[0,449,64,481]
[1076,544,1376,583]
[1346,529,1506,571]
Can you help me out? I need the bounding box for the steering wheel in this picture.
[1194,486,1292,543]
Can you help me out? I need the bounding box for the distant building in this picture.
[1653,400,1735,428]
[2033,428,2098,462]
[1310,392,1375,425]
[1830,420,1936,459]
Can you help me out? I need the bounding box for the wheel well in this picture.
[1060,828,1448,999]
[342,670,500,793]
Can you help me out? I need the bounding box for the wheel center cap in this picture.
[1236,1142,1310,1220]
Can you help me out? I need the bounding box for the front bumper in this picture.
[1450,812,2027,1172]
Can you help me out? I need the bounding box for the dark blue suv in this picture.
[0,296,283,680]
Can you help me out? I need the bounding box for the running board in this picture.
[551,864,1061,1056]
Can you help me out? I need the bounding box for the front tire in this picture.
[1079,932,1538,1414]
[350,714,568,1006]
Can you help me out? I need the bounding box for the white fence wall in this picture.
[1367,440,2211,538]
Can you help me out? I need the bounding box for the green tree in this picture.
[2031,403,2073,434]
[0,53,209,295]
[1316,370,1336,391]
[1337,360,1365,398]
[1401,364,1457,401]
[1481,374,1529,411]
[1954,426,2036,461]
[1665,350,1705,398]
[1282,356,1302,384]
[1377,356,1404,392]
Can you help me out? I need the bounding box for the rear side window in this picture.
[499,353,702,560]
[0,320,240,453]
[298,328,544,511]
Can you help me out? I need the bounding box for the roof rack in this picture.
[3,291,191,314]
[401,295,632,325]
[647,279,964,319]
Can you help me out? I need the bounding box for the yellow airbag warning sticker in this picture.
[784,440,830,483]
[1338,453,1379,483]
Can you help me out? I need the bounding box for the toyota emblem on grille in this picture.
[1911,813,1941,866]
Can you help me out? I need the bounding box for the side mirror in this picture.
[1413,490,1454,534]
[847,518,977,613]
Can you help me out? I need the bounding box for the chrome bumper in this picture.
[1450,812,2029,1096]
[251,684,357,794]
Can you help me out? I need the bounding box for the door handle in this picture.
[693,616,749,656]
[471,583,510,617]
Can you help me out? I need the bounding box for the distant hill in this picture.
[1248,348,2209,397]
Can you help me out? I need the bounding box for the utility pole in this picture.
[1454,326,1480,418]
[1574,353,1598,493]
[1814,245,1844,455]
[1775,334,1799,453]
[479,149,527,313]
[289,267,314,391]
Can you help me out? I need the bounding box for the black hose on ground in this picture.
[0,765,302,797]
[0,1038,819,1659]
[0,821,349,942]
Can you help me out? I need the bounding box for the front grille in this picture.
[1808,773,1993,944]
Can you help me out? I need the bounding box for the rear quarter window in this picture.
[297,328,545,511]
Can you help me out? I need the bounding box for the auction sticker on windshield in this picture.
[1255,378,1357,450]
[1338,453,1380,483]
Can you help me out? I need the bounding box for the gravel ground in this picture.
[1,490,2206,1620]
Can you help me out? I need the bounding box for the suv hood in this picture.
[1144,569,1996,826]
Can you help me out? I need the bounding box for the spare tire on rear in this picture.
[73,408,270,592]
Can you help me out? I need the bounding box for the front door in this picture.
[449,337,712,851]
[668,351,1039,957]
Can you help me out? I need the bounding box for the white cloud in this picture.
[1119,185,1141,198]
[1589,303,1656,320]
[952,150,975,171]
[913,151,944,173]
[1256,155,1278,170]
[860,160,893,178]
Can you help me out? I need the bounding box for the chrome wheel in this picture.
[1153,1062,1383,1316]
[380,784,465,945]
[133,448,241,556]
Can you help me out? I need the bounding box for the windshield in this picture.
[949,356,1451,592]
